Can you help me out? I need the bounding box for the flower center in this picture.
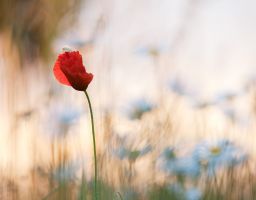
[210,146,221,155]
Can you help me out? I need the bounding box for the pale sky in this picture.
[56,0,256,105]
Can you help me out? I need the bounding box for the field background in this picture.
[1,0,256,199]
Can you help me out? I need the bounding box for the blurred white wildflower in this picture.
[134,44,169,58]
[185,187,201,200]
[114,145,152,162]
[214,91,241,103]
[167,183,184,197]
[62,38,94,49]
[169,78,187,96]
[192,100,215,109]
[158,147,200,178]
[214,91,242,122]
[52,161,81,183]
[114,146,129,160]
[41,103,82,138]
[126,99,154,120]
[193,139,247,176]
[167,183,201,200]
[168,78,198,99]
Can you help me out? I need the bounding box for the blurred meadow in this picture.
[1,0,256,199]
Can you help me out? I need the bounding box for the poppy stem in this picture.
[84,90,98,200]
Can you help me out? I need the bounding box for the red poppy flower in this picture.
[53,51,93,91]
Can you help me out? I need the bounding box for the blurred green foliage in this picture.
[0,0,83,63]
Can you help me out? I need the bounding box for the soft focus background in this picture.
[1,0,256,199]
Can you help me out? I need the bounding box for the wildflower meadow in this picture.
[1,0,256,200]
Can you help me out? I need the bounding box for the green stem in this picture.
[84,90,98,200]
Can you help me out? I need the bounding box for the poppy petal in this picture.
[53,50,93,91]
[53,60,71,86]
[61,67,93,91]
